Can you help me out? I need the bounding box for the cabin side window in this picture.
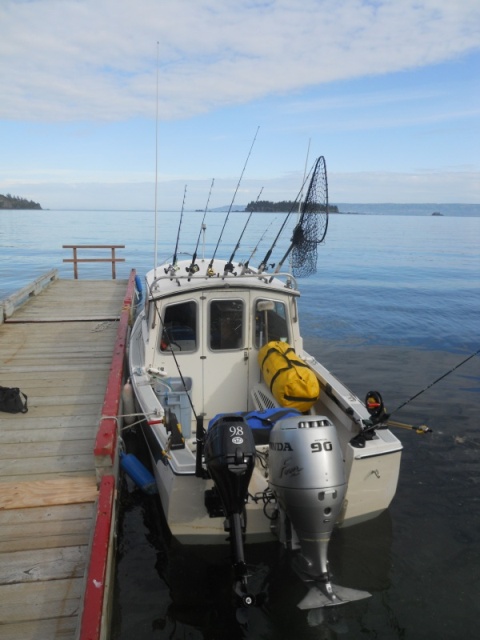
[255,299,289,348]
[209,299,244,350]
[160,300,197,352]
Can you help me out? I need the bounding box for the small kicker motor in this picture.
[203,414,256,606]
[268,415,371,609]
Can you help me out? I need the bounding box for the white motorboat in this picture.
[128,156,403,609]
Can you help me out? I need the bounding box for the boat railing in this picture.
[150,269,298,291]
[63,244,125,279]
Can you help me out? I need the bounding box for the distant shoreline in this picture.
[1,203,479,216]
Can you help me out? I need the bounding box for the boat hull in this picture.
[128,259,402,546]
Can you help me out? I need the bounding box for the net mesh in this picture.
[291,156,328,277]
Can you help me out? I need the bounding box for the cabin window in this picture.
[209,299,244,350]
[160,300,197,352]
[255,299,289,347]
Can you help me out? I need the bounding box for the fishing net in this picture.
[291,156,329,277]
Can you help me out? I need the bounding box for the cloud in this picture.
[1,0,479,122]
[330,169,480,203]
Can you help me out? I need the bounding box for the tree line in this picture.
[245,200,338,212]
[0,194,42,209]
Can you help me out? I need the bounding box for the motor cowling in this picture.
[204,415,256,516]
[268,415,346,579]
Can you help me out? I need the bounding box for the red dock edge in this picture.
[80,269,136,640]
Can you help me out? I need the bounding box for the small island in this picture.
[245,199,338,213]
[0,193,42,210]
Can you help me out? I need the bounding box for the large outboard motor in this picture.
[204,415,256,604]
[269,415,370,608]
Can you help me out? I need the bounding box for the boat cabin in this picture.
[141,260,301,426]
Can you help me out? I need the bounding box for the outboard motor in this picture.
[204,415,256,605]
[269,415,370,608]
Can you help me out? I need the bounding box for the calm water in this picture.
[1,208,479,638]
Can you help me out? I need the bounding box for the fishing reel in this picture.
[365,390,388,423]
[351,391,388,448]
[186,263,199,274]
[224,262,237,275]
[164,264,180,275]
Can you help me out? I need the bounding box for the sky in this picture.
[0,0,479,210]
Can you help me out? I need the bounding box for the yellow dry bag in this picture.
[258,341,320,412]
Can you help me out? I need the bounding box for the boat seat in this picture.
[251,382,278,411]
[251,381,316,415]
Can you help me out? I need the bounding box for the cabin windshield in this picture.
[255,298,289,347]
[160,300,197,352]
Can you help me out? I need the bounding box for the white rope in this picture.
[100,412,164,431]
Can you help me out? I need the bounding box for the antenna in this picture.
[154,42,160,274]
[298,138,311,218]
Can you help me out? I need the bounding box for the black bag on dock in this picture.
[0,386,28,413]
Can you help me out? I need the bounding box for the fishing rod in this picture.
[207,126,260,276]
[240,216,277,272]
[257,163,315,273]
[389,347,480,418]
[224,187,263,275]
[257,204,297,274]
[165,184,187,275]
[361,347,480,435]
[386,420,432,434]
[268,222,304,282]
[186,178,215,276]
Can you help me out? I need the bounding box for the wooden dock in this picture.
[0,272,136,640]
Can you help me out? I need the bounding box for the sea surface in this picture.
[1,206,479,639]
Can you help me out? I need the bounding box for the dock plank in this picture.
[0,405,100,419]
[0,546,87,584]
[0,426,94,443]
[0,578,83,623]
[0,453,96,478]
[0,476,98,509]
[0,415,98,430]
[0,503,95,553]
[1,439,94,458]
[0,616,77,640]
